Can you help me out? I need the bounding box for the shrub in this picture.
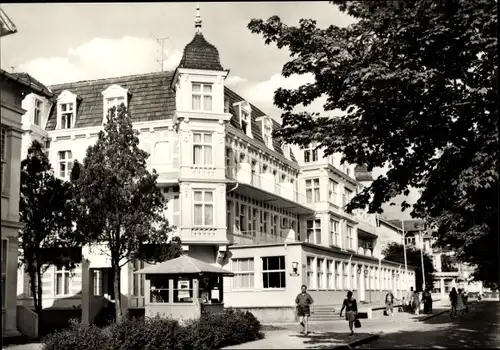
[107,316,184,350]
[43,319,108,350]
[182,309,263,350]
[42,309,262,350]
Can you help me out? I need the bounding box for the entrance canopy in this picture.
[134,255,234,277]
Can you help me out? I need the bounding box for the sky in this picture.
[0,2,419,219]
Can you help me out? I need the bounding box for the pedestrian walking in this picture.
[295,284,314,335]
[413,289,421,316]
[385,291,395,316]
[339,291,358,336]
[449,287,458,318]
[423,289,433,314]
[407,287,415,313]
[456,288,467,316]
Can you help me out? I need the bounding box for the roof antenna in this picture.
[195,2,202,33]
[156,37,169,72]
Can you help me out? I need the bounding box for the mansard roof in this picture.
[45,71,295,163]
[46,71,175,130]
[178,33,224,71]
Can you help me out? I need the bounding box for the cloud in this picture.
[225,75,248,86]
[17,36,182,86]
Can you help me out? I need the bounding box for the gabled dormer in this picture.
[56,90,78,130]
[233,101,252,138]
[256,115,274,150]
[282,143,291,159]
[102,84,129,121]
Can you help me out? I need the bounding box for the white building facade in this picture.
[16,13,416,324]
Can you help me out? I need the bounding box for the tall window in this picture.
[305,178,320,203]
[346,225,353,250]
[335,261,341,289]
[1,128,6,192]
[60,102,74,129]
[105,96,125,116]
[192,83,213,111]
[34,99,42,126]
[317,258,325,289]
[58,151,73,180]
[193,190,214,226]
[327,260,334,289]
[133,259,145,297]
[262,256,286,289]
[306,257,314,289]
[329,179,338,204]
[330,218,340,246]
[1,239,7,309]
[343,188,353,207]
[232,258,254,289]
[351,263,356,290]
[304,143,318,163]
[343,263,349,289]
[263,119,272,147]
[307,219,321,244]
[93,270,102,296]
[193,133,213,165]
[55,266,70,296]
[240,110,250,134]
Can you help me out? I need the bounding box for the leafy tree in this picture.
[382,242,435,291]
[73,105,177,323]
[440,254,458,273]
[19,140,79,329]
[248,0,498,284]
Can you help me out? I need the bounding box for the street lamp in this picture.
[290,262,299,276]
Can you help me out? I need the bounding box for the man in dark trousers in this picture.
[295,284,314,335]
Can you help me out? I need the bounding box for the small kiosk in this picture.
[134,255,234,320]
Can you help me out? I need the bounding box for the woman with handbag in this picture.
[339,290,359,336]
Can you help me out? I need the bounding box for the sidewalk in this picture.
[223,307,449,349]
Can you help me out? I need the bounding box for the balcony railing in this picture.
[225,164,310,206]
[228,230,300,246]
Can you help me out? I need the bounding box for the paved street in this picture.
[223,306,450,349]
[356,301,500,349]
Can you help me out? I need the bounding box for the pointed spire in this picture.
[195,2,202,33]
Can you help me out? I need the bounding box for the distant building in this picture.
[16,6,416,325]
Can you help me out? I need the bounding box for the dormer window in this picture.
[282,144,291,159]
[241,110,249,134]
[34,99,42,126]
[262,117,273,149]
[102,84,129,121]
[304,143,318,163]
[60,103,74,129]
[56,90,78,130]
[106,96,125,116]
[235,101,252,137]
[192,83,212,111]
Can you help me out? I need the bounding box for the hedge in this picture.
[43,309,263,350]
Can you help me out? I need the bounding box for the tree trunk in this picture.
[112,260,123,324]
[35,261,44,333]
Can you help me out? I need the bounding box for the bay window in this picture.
[303,143,318,163]
[193,133,213,165]
[193,190,214,226]
[192,83,213,111]
[305,178,320,203]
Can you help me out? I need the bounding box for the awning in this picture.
[134,255,234,276]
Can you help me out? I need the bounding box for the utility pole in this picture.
[420,229,426,291]
[155,37,169,72]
